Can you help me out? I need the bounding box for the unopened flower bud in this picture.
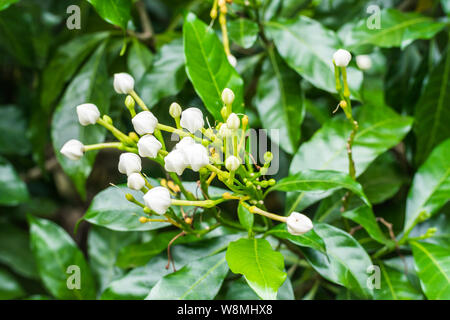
[242,115,249,127]
[125,95,135,109]
[60,139,84,160]
[164,149,188,175]
[76,103,100,126]
[333,49,352,67]
[218,123,232,137]
[127,173,146,190]
[113,73,135,94]
[139,217,148,223]
[118,152,142,176]
[169,102,182,118]
[286,212,313,235]
[129,132,139,142]
[226,113,240,130]
[227,54,237,67]
[143,186,171,215]
[180,108,204,133]
[356,55,372,70]
[102,114,113,124]
[225,155,240,171]
[125,193,134,201]
[264,151,273,163]
[221,88,235,105]
[132,111,158,135]
[185,144,210,172]
[137,134,162,158]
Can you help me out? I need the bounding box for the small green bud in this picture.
[220,106,228,120]
[169,102,182,118]
[143,207,151,214]
[125,95,135,109]
[129,132,139,142]
[418,210,431,222]
[260,180,269,188]
[125,193,134,201]
[103,115,113,124]
[268,179,276,186]
[264,151,273,163]
[246,181,253,188]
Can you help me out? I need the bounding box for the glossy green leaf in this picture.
[411,240,450,299]
[414,48,450,165]
[254,49,304,154]
[51,41,110,199]
[374,262,423,300]
[301,223,373,298]
[41,32,110,111]
[226,238,286,300]
[83,184,170,231]
[0,222,38,279]
[265,223,325,252]
[28,215,96,299]
[270,169,371,207]
[183,12,244,119]
[0,156,28,206]
[342,206,389,245]
[345,9,446,49]
[228,18,259,49]
[0,105,31,155]
[86,0,131,29]
[136,38,186,108]
[443,0,450,16]
[147,252,228,300]
[265,16,362,98]
[237,203,254,231]
[127,39,153,82]
[0,0,19,11]
[0,268,24,299]
[404,139,450,232]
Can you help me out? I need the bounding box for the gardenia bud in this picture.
[356,55,372,70]
[333,49,352,67]
[164,149,188,175]
[227,54,237,67]
[225,155,240,171]
[169,102,182,118]
[137,134,162,158]
[218,123,232,137]
[184,143,210,172]
[127,173,145,190]
[118,152,142,176]
[180,108,204,133]
[60,139,84,160]
[175,137,195,151]
[226,113,240,129]
[143,186,171,215]
[125,95,135,109]
[76,103,100,126]
[221,88,235,105]
[286,212,313,235]
[132,111,158,135]
[113,73,135,94]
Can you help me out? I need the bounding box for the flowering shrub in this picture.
[0,0,449,301]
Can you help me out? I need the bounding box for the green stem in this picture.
[130,90,149,111]
[83,142,122,152]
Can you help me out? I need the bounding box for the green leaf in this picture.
[0,0,19,11]
[270,169,371,207]
[86,0,131,29]
[0,156,28,206]
[0,268,25,299]
[136,38,186,108]
[41,32,110,111]
[254,49,304,154]
[265,16,362,98]
[226,238,286,300]
[404,139,450,232]
[228,18,259,49]
[414,48,450,165]
[301,223,373,298]
[183,12,244,119]
[411,240,450,299]
[443,0,450,16]
[83,184,170,231]
[342,206,389,245]
[237,203,254,231]
[147,252,228,300]
[87,226,140,292]
[374,262,423,300]
[127,38,153,82]
[51,41,111,199]
[28,215,97,299]
[345,9,446,49]
[0,222,38,279]
[0,105,31,155]
[265,223,325,252]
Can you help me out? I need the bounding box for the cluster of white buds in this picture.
[333,49,352,67]
[164,137,209,175]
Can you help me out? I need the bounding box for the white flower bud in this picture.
[132,111,158,135]
[60,139,84,160]
[333,49,352,67]
[180,107,204,133]
[227,54,237,67]
[137,134,162,158]
[175,137,195,151]
[221,88,235,105]
[356,55,372,70]
[226,113,240,129]
[143,186,171,215]
[164,149,188,175]
[76,103,100,126]
[184,143,210,172]
[169,102,182,118]
[127,173,145,190]
[218,123,232,137]
[118,152,142,176]
[286,212,313,235]
[113,73,135,94]
[225,155,240,171]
